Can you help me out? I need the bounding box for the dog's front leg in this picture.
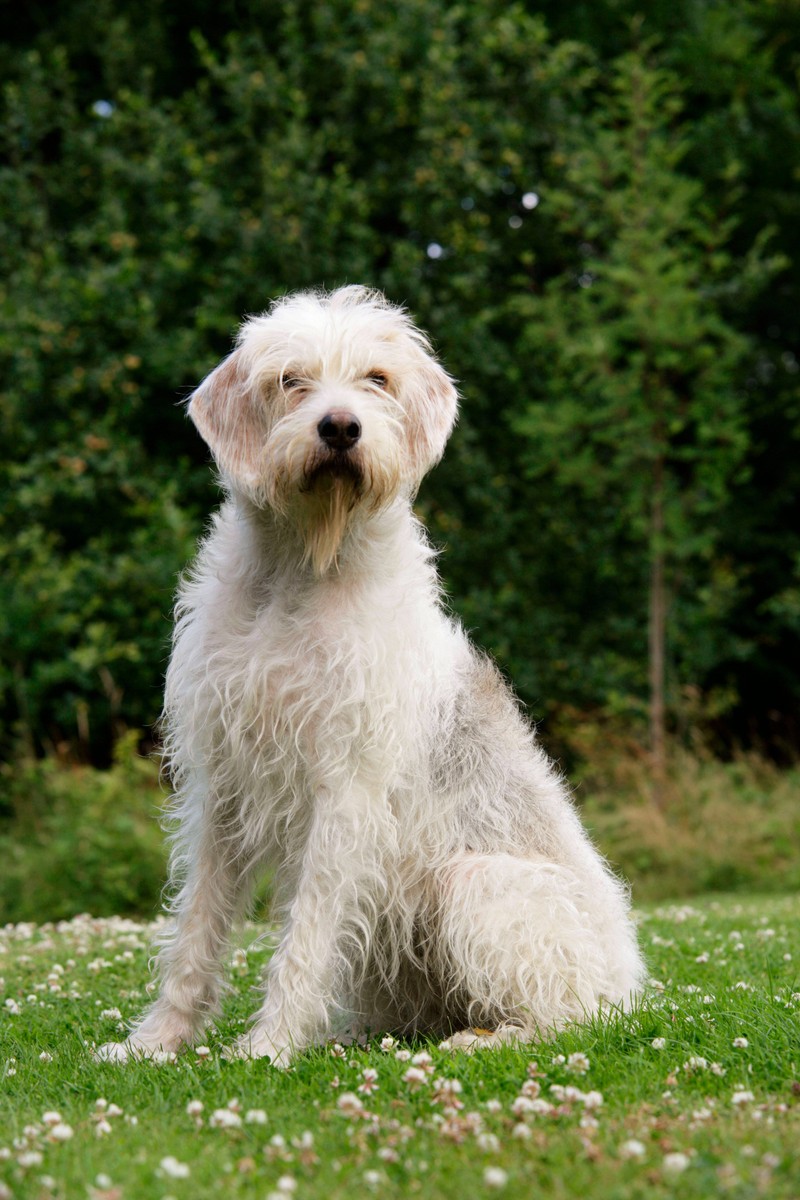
[232,789,382,1065]
[97,803,259,1062]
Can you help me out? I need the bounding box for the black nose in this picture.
[317,411,361,451]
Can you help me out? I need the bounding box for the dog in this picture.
[99,286,644,1065]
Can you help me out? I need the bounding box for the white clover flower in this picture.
[48,1123,74,1142]
[651,1038,666,1049]
[619,1139,646,1159]
[336,1092,364,1116]
[402,1066,429,1091]
[16,1150,44,1168]
[209,1108,242,1128]
[411,1051,433,1071]
[358,1067,379,1094]
[186,1100,204,1116]
[160,1155,191,1178]
[394,1048,411,1062]
[276,1175,297,1193]
[732,1090,755,1105]
[94,1119,113,1137]
[380,1036,396,1052]
[733,1037,749,1048]
[151,1049,177,1064]
[245,1109,268,1125]
[512,1122,532,1140]
[195,1046,211,1059]
[433,1077,462,1097]
[4,1000,20,1015]
[100,1008,122,1021]
[566,1052,590,1075]
[484,1098,502,1113]
[663,1152,691,1174]
[42,1111,63,1127]
[477,1132,501,1152]
[484,1166,509,1188]
[682,1056,708,1073]
[39,1052,53,1063]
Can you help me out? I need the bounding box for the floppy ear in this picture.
[188,351,269,496]
[405,358,459,478]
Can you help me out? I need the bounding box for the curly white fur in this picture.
[98,286,645,1065]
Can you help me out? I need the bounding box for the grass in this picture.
[1,894,799,1199]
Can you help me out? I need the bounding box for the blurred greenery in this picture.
[1,732,797,923]
[1,1,798,791]
[0,732,165,921]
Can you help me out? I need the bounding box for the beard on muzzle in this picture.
[302,449,365,498]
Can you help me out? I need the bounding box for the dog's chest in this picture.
[211,585,414,776]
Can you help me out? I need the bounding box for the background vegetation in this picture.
[1,0,798,919]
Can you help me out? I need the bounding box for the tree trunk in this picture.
[649,453,667,806]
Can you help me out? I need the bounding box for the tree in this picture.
[513,45,782,793]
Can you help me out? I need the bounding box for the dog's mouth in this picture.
[301,450,365,494]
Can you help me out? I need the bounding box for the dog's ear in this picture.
[188,351,269,496]
[405,358,459,476]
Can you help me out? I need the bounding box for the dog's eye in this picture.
[366,371,388,388]
[282,375,303,390]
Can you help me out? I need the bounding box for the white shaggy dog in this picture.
[99,286,644,1065]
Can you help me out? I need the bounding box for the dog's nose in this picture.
[318,411,361,451]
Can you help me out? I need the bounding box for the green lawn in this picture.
[1,893,798,1199]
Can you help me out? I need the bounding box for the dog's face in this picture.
[188,286,458,573]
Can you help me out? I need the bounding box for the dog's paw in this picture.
[442,1027,521,1054]
[224,1030,294,1067]
[94,1038,162,1064]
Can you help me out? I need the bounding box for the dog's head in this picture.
[188,286,458,572]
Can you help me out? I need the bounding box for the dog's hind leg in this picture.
[435,852,641,1046]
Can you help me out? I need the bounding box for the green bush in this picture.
[0,733,167,922]
[1,2,799,762]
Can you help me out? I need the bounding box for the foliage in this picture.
[1,894,798,1198]
[0,734,166,921]
[0,1,798,762]
[1,744,797,925]
[510,46,783,772]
